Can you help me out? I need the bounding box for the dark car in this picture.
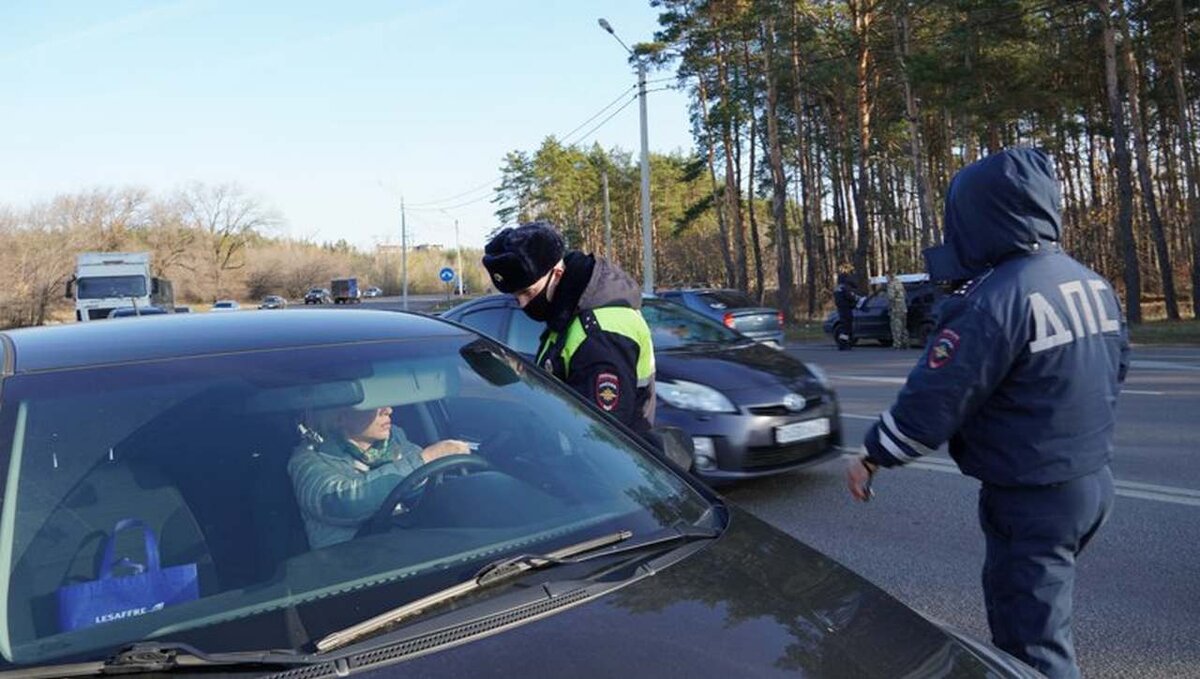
[659,289,784,347]
[442,295,842,484]
[304,287,332,304]
[822,275,948,347]
[0,311,1037,678]
[259,295,287,310]
[106,305,170,319]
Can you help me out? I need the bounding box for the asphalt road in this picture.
[723,341,1200,679]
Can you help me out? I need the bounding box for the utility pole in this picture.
[601,168,613,261]
[455,219,463,296]
[599,17,654,293]
[636,59,653,293]
[401,197,408,311]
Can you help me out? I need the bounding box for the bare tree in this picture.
[177,183,278,300]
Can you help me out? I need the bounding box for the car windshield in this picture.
[642,299,746,350]
[695,290,755,310]
[76,276,147,300]
[0,335,710,668]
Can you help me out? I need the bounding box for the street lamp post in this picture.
[401,197,408,311]
[599,18,654,294]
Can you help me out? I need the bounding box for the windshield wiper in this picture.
[316,523,723,655]
[315,530,636,653]
[1,642,314,678]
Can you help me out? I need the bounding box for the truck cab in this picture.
[69,252,174,322]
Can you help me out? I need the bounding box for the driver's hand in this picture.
[420,439,471,463]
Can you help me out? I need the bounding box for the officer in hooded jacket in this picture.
[845,148,1129,679]
[482,222,655,435]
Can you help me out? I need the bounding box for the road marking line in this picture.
[833,375,1167,395]
[836,451,1200,507]
[830,374,906,385]
[1130,360,1200,372]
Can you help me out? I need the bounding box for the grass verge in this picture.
[1129,319,1200,345]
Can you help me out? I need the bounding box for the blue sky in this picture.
[1,0,695,250]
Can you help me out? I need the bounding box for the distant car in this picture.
[106,306,170,319]
[174,306,192,313]
[658,289,785,348]
[442,294,842,485]
[304,288,332,305]
[259,295,287,310]
[822,274,948,347]
[210,300,240,312]
[363,286,383,298]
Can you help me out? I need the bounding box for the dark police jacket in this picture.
[864,148,1130,487]
[537,252,656,435]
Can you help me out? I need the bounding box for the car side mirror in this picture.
[64,277,75,299]
[460,339,521,387]
[651,426,694,472]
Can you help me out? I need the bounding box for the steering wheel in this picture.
[357,454,495,537]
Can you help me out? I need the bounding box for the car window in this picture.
[642,299,745,349]
[458,307,508,342]
[506,309,545,356]
[0,337,710,669]
[696,290,755,309]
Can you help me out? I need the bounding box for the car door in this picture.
[855,292,891,338]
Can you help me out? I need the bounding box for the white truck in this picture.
[68,252,175,321]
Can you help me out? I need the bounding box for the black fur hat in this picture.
[482,222,566,293]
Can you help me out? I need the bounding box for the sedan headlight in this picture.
[657,380,738,413]
[805,362,832,391]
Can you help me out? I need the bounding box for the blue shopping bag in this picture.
[57,519,199,632]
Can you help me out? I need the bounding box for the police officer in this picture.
[833,272,860,350]
[482,222,655,435]
[886,271,909,349]
[845,148,1128,679]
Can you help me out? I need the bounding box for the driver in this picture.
[288,404,470,549]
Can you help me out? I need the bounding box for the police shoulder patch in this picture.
[928,329,961,369]
[595,372,620,411]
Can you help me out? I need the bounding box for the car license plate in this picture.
[775,418,830,445]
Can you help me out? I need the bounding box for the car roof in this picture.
[0,310,467,374]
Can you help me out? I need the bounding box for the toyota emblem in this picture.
[783,393,807,412]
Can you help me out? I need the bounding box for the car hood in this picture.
[656,342,817,396]
[364,507,1026,678]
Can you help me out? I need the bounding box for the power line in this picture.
[565,93,638,146]
[403,84,637,211]
[556,84,637,143]
[405,178,496,208]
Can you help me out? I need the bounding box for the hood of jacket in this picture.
[546,252,641,331]
[924,147,1062,281]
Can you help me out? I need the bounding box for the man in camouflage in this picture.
[886,271,909,349]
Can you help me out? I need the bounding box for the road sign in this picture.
[439,267,455,283]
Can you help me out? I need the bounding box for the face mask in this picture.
[521,284,552,322]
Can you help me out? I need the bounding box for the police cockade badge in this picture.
[595,372,620,411]
[928,329,960,369]
[493,273,504,283]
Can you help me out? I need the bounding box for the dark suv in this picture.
[823,276,948,347]
[304,288,332,305]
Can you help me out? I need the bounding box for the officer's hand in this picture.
[846,454,877,502]
[421,439,471,463]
